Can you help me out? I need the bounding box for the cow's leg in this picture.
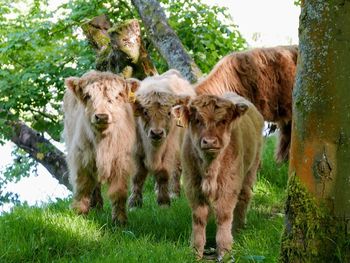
[90,183,103,210]
[129,161,148,208]
[215,197,236,260]
[108,173,128,225]
[170,159,181,198]
[234,155,259,232]
[154,169,171,206]
[71,167,96,215]
[276,120,291,163]
[191,203,209,259]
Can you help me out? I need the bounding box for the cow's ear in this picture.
[174,95,191,106]
[235,102,249,117]
[65,77,81,95]
[172,105,190,128]
[125,78,141,102]
[131,99,143,117]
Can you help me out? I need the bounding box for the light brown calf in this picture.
[128,69,195,207]
[63,70,139,224]
[173,92,264,259]
[195,45,298,162]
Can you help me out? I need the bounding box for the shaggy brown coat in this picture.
[63,70,139,224]
[173,92,264,259]
[195,45,298,162]
[129,69,195,207]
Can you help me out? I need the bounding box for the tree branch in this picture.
[131,0,202,83]
[9,119,71,190]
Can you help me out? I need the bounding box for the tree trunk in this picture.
[280,1,350,262]
[81,14,157,79]
[131,0,202,83]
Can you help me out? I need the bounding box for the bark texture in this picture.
[9,120,71,190]
[81,14,157,79]
[131,0,202,83]
[281,1,350,262]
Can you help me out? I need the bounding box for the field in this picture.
[0,136,288,263]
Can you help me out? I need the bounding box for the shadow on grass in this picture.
[0,204,102,262]
[0,198,196,263]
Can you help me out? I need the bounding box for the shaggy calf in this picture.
[128,70,195,207]
[63,70,139,224]
[195,45,298,162]
[173,92,264,259]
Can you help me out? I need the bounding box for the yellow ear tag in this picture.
[128,91,136,103]
[176,117,184,128]
[175,112,187,128]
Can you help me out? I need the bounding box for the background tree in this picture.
[0,0,246,204]
[280,1,350,261]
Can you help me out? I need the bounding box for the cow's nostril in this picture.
[150,129,164,138]
[95,114,109,123]
[201,137,219,148]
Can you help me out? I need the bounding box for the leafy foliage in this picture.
[0,148,37,206]
[161,0,246,73]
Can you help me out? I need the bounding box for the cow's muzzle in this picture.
[149,128,165,142]
[200,136,220,152]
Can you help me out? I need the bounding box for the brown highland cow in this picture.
[195,45,298,162]
[63,70,139,225]
[172,92,264,259]
[129,69,195,208]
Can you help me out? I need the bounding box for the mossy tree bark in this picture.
[131,0,202,83]
[7,119,71,190]
[81,14,157,79]
[281,1,350,262]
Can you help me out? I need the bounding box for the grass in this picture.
[0,136,288,263]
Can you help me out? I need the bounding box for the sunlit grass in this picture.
[0,136,288,262]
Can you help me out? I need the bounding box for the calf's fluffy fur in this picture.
[173,92,264,259]
[129,69,195,207]
[63,70,139,224]
[195,45,297,162]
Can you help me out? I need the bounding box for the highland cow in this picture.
[128,69,195,208]
[63,70,139,225]
[195,45,298,162]
[172,92,264,259]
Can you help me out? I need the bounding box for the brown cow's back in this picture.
[195,45,298,122]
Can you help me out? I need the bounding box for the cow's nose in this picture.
[94,113,109,123]
[201,137,219,149]
[150,129,164,139]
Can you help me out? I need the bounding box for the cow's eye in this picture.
[168,111,171,116]
[143,109,148,117]
[108,98,113,103]
[219,119,227,125]
[83,94,91,102]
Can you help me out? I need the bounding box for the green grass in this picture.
[0,136,288,263]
